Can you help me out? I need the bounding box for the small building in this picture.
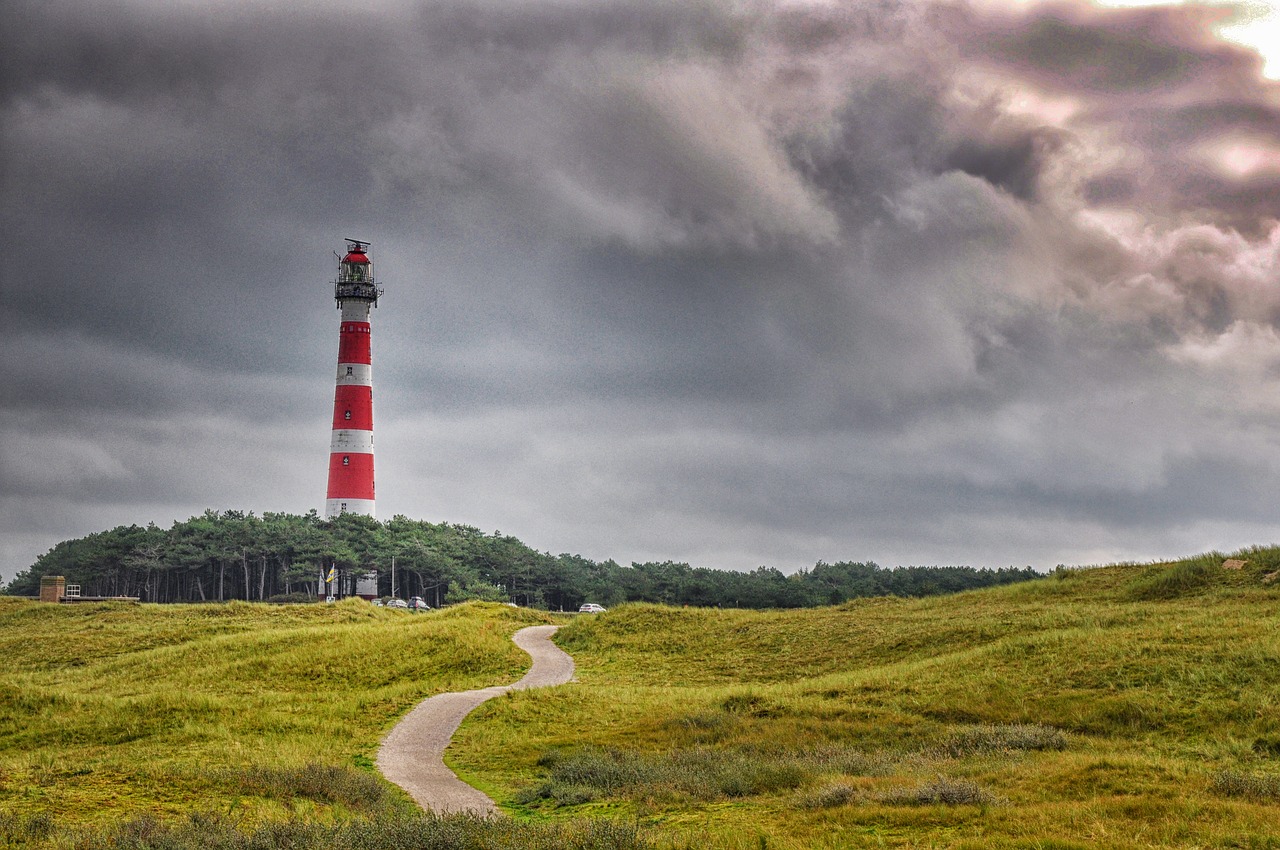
[39,575,65,603]
[355,571,379,600]
[39,575,137,604]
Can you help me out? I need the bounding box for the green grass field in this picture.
[0,598,554,840]
[3,551,1279,848]
[450,551,1280,849]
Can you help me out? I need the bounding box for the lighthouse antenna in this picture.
[344,238,371,253]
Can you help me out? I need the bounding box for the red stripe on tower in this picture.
[337,322,371,364]
[332,385,373,430]
[325,239,383,519]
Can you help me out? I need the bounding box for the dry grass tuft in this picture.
[878,776,997,807]
[935,723,1067,758]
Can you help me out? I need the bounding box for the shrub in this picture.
[798,783,857,809]
[75,812,652,850]
[879,777,996,806]
[936,724,1067,758]
[1210,770,1280,802]
[0,810,54,845]
[265,591,314,604]
[519,745,842,806]
[517,748,654,804]
[219,763,389,812]
[800,744,890,776]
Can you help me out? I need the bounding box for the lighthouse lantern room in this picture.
[325,239,382,519]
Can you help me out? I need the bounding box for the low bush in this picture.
[878,777,996,807]
[1210,770,1280,802]
[67,811,651,850]
[220,763,389,812]
[265,592,314,604]
[798,783,857,809]
[0,810,54,845]
[520,744,877,806]
[936,723,1067,758]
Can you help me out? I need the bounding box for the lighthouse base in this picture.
[326,498,376,519]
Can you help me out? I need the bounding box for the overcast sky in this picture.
[4,0,1280,581]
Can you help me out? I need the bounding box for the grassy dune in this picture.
[4,552,1279,848]
[451,551,1280,848]
[0,598,554,834]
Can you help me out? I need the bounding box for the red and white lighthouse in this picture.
[325,239,382,519]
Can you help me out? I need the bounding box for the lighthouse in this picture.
[325,239,382,519]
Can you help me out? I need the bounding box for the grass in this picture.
[446,549,1280,848]
[12,811,652,849]
[4,549,1280,848]
[0,598,555,833]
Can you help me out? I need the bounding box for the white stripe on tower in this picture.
[325,239,381,519]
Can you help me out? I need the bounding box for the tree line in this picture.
[3,510,1041,609]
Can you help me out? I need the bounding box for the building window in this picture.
[342,456,350,466]
[346,366,353,376]
[340,502,348,511]
[344,410,351,420]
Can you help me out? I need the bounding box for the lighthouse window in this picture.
[344,410,351,420]
[342,455,350,466]
[340,502,348,512]
[346,366,353,376]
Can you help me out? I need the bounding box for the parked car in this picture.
[578,603,607,614]
[385,598,409,609]
[408,596,430,611]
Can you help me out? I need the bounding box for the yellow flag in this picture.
[326,567,336,583]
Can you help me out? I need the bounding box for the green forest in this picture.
[3,510,1038,609]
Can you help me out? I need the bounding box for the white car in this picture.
[408,596,430,611]
[578,603,607,614]
[385,598,409,609]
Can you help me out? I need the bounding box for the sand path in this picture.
[375,624,574,814]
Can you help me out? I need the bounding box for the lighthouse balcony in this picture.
[334,282,381,301]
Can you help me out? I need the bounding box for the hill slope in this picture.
[451,552,1280,849]
[0,599,552,831]
[3,552,1278,848]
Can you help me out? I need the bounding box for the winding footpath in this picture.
[376,624,575,815]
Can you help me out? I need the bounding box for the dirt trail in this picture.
[376,624,574,814]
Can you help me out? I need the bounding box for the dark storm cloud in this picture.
[959,1,1258,93]
[3,0,1280,580]
[955,1,1279,230]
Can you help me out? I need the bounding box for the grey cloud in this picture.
[960,1,1260,94]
